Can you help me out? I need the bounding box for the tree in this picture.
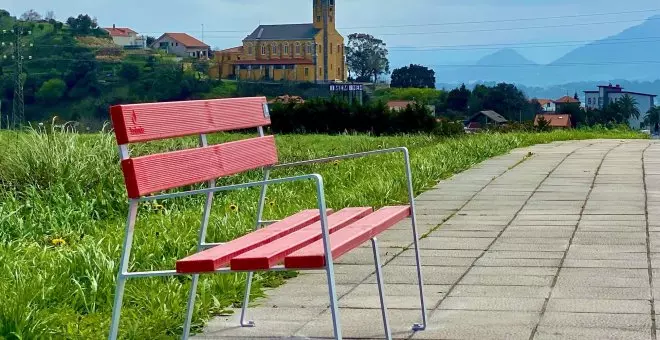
[119,63,141,81]
[21,9,42,22]
[390,64,435,88]
[644,107,660,132]
[345,33,389,83]
[479,83,529,121]
[66,14,98,35]
[530,99,543,114]
[573,91,580,101]
[36,78,67,104]
[446,84,471,112]
[45,10,56,21]
[617,94,640,121]
[146,36,156,47]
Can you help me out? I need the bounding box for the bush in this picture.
[36,79,67,105]
[270,98,462,136]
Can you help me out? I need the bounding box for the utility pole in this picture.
[2,27,32,129]
[322,0,329,82]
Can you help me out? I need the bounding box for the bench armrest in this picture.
[271,147,410,170]
[138,173,324,202]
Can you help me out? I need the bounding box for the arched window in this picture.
[295,42,301,55]
[306,42,312,54]
[247,43,253,55]
[284,42,289,55]
[330,43,333,54]
[272,43,278,55]
[261,45,266,55]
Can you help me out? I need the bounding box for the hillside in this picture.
[0,10,227,127]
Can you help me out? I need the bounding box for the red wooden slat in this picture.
[284,206,410,269]
[176,209,332,273]
[230,207,373,271]
[110,97,270,145]
[121,136,277,198]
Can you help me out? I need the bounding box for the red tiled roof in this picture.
[234,59,314,65]
[160,33,209,48]
[535,114,572,128]
[103,27,137,37]
[387,100,414,109]
[554,96,580,104]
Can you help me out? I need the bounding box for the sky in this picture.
[4,0,660,64]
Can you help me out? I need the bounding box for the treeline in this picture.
[270,98,464,136]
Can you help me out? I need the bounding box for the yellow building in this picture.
[210,0,346,82]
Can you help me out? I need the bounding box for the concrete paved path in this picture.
[197,139,660,340]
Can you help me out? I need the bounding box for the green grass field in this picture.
[0,127,646,339]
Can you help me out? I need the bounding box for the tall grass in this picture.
[0,126,645,339]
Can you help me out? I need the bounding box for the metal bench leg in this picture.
[108,200,139,340]
[371,238,392,340]
[240,168,270,328]
[403,148,427,331]
[182,134,218,339]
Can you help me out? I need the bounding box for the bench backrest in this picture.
[110,97,277,199]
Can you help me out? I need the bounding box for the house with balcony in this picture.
[151,33,210,59]
[584,84,657,129]
[102,25,146,49]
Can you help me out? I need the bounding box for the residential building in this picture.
[102,25,146,48]
[554,95,581,113]
[465,110,508,129]
[535,114,572,129]
[584,84,657,129]
[151,33,210,58]
[210,0,347,82]
[535,99,556,113]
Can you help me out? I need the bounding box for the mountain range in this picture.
[390,15,660,88]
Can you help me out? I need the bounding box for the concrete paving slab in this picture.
[545,298,651,314]
[533,327,651,340]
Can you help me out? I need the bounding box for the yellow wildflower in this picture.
[51,238,66,246]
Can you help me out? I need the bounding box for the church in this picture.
[211,0,347,82]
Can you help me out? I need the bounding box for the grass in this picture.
[0,126,645,339]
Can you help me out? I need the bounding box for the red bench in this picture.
[107,97,427,340]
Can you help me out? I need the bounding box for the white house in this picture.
[584,84,657,129]
[103,25,146,48]
[536,99,556,113]
[151,33,210,58]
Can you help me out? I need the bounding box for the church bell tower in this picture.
[313,0,335,31]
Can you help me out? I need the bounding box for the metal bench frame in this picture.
[107,99,427,340]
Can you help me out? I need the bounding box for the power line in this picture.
[133,8,660,34]
[428,60,660,68]
[195,16,660,40]
[28,35,660,52]
[388,37,660,51]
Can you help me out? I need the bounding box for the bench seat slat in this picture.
[176,209,331,273]
[121,136,277,198]
[110,97,270,144]
[284,206,411,269]
[230,208,373,271]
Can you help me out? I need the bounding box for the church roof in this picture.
[245,23,320,41]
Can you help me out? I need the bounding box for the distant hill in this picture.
[435,49,542,84]
[546,15,660,84]
[426,15,660,86]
